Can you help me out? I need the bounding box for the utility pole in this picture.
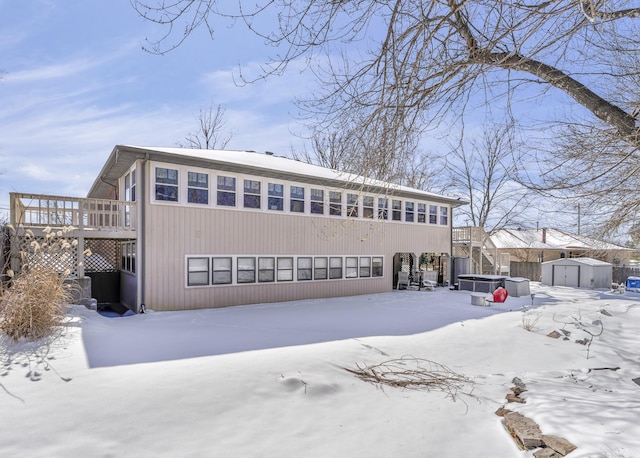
[577,204,581,235]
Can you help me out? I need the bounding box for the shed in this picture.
[541,257,612,289]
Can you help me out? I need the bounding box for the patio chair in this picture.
[422,279,437,291]
[396,272,410,290]
[409,271,422,289]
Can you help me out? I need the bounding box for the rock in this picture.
[542,435,577,456]
[512,377,527,390]
[599,308,612,317]
[511,385,527,395]
[506,392,526,403]
[504,412,543,449]
[495,407,512,417]
[534,448,561,458]
[547,330,561,339]
[632,377,640,386]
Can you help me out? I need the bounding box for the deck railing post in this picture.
[77,236,85,278]
[78,198,85,231]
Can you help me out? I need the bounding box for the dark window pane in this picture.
[188,172,208,188]
[188,188,208,204]
[217,191,236,206]
[268,183,283,196]
[311,201,324,214]
[268,196,283,211]
[213,271,232,284]
[244,194,261,209]
[290,186,304,199]
[156,185,178,201]
[372,257,383,277]
[156,167,178,185]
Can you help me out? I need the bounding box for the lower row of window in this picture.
[187,255,384,287]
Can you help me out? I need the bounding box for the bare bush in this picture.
[0,267,71,341]
[521,310,541,332]
[1,226,80,342]
[344,357,473,401]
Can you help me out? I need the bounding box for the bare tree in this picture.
[178,102,232,150]
[444,123,530,232]
[133,1,640,230]
[402,150,445,193]
[292,130,355,172]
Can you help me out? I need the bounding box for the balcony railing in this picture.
[452,226,485,244]
[10,192,136,232]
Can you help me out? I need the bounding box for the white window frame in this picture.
[429,204,438,224]
[417,203,426,223]
[329,191,342,216]
[290,186,305,213]
[268,183,284,211]
[297,257,313,281]
[237,256,256,283]
[310,188,324,215]
[186,255,384,287]
[217,175,237,207]
[405,201,415,222]
[359,257,371,277]
[378,198,389,220]
[243,180,261,209]
[392,199,402,221]
[314,257,328,280]
[258,257,275,282]
[329,257,343,279]
[440,206,449,226]
[155,166,179,202]
[346,256,359,278]
[277,256,294,281]
[372,257,384,277]
[363,195,375,219]
[212,257,233,285]
[187,257,209,286]
[188,171,209,205]
[347,193,359,218]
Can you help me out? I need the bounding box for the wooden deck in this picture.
[10,192,136,239]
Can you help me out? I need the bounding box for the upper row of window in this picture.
[152,166,449,225]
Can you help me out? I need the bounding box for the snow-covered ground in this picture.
[1,284,639,457]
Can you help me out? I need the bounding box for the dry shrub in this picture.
[0,267,71,341]
[1,225,79,342]
[521,310,541,332]
[344,356,474,401]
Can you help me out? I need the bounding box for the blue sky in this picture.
[0,1,599,237]
[0,0,316,215]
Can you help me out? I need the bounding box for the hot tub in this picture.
[457,274,507,293]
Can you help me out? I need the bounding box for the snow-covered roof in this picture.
[490,228,628,252]
[541,257,612,267]
[88,145,465,205]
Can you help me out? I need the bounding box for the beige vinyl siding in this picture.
[143,204,450,311]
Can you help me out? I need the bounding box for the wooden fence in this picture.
[612,266,640,284]
[510,262,542,281]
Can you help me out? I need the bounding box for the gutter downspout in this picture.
[138,153,149,312]
[449,213,454,286]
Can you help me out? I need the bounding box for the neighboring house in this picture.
[7,145,464,312]
[491,227,631,266]
[452,226,630,281]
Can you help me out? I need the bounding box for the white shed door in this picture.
[553,265,580,287]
